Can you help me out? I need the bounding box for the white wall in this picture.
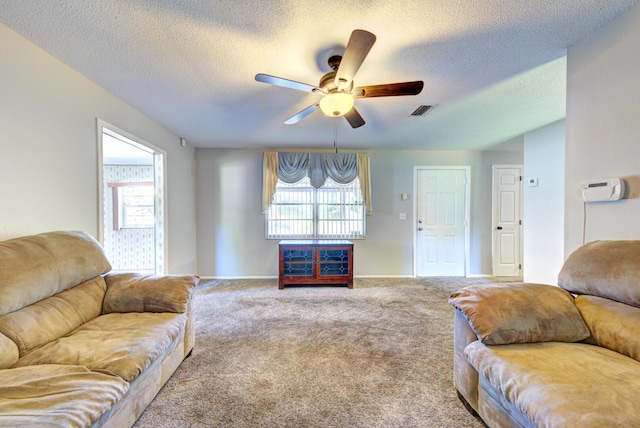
[195,149,273,277]
[565,3,640,257]
[0,23,197,274]
[195,148,523,278]
[523,120,565,285]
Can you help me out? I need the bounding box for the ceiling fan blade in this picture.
[344,107,365,129]
[284,103,320,125]
[255,73,320,93]
[335,30,376,90]
[353,81,424,98]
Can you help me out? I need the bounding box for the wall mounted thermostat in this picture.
[577,177,626,202]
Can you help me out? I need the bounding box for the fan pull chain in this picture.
[333,122,338,153]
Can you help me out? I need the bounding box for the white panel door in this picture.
[416,169,467,276]
[492,166,522,277]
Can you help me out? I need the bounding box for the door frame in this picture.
[412,166,471,277]
[491,164,523,277]
[96,118,168,274]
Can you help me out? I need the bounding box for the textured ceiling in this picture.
[1,1,638,150]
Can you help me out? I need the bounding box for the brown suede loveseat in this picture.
[0,231,198,427]
[450,240,640,427]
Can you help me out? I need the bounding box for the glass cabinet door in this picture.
[318,248,350,277]
[282,248,314,277]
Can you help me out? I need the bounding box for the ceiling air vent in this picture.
[411,105,434,116]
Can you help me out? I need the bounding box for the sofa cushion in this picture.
[449,283,590,345]
[0,333,18,369]
[0,276,106,356]
[15,312,186,382]
[576,295,640,363]
[559,240,640,307]
[0,364,128,427]
[0,231,111,316]
[103,273,198,314]
[465,341,640,427]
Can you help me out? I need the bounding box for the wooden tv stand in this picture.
[278,240,353,289]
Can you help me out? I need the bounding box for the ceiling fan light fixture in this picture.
[319,92,354,117]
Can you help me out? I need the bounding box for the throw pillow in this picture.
[449,283,590,345]
[103,273,198,314]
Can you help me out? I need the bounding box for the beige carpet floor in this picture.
[133,277,506,427]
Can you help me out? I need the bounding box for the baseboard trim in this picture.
[355,275,414,279]
[198,275,496,280]
[198,276,277,280]
[198,275,416,280]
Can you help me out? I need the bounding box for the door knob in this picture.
[418,227,424,231]
[496,226,503,230]
[418,219,423,224]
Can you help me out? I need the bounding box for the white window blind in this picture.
[266,176,365,239]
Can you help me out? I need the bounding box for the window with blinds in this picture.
[266,176,365,239]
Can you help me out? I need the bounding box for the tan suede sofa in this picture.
[0,231,198,427]
[450,240,640,427]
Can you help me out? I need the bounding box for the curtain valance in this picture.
[262,151,372,214]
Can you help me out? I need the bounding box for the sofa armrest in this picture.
[449,283,590,345]
[102,273,199,314]
[453,308,481,414]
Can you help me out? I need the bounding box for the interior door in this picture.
[416,168,467,276]
[492,165,523,277]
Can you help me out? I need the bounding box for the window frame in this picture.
[108,182,155,230]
